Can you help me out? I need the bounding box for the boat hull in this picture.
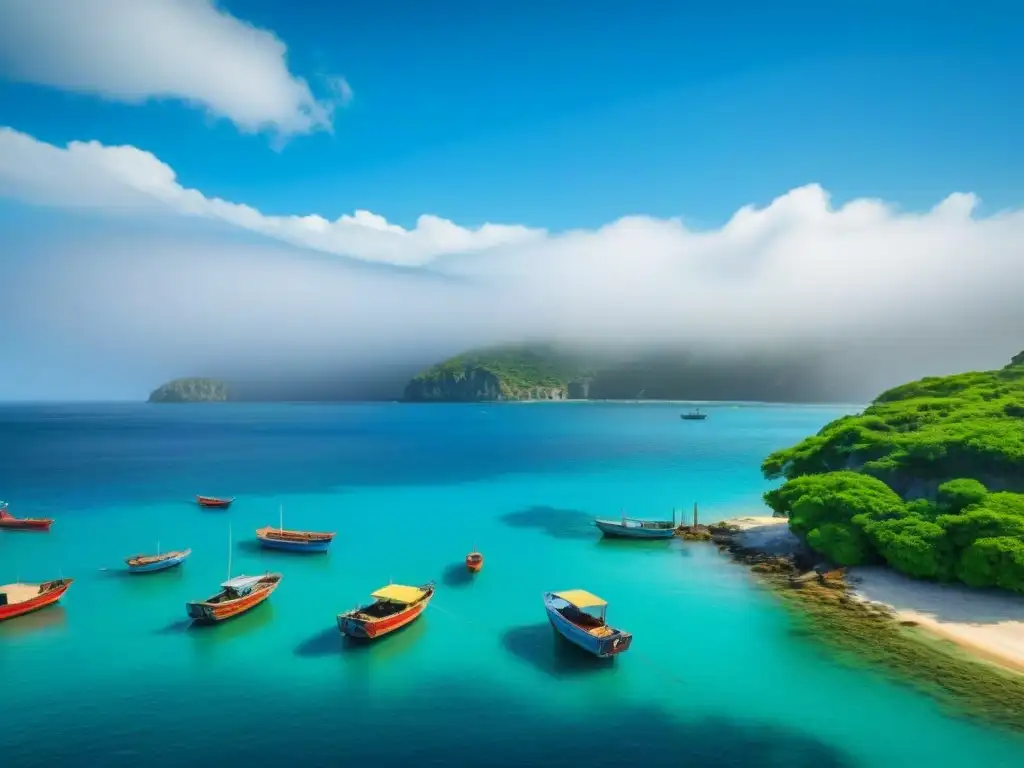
[186,575,280,624]
[594,520,676,539]
[196,496,233,509]
[337,586,434,640]
[0,514,54,531]
[0,579,73,622]
[126,549,191,573]
[257,535,332,553]
[543,593,632,658]
[465,553,483,573]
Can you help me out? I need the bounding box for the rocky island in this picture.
[402,345,592,402]
[148,377,231,403]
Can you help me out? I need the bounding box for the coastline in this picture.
[704,515,1024,732]
[848,566,1024,675]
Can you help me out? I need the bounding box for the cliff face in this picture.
[403,366,570,402]
[148,378,230,403]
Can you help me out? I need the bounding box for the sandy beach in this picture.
[849,566,1024,674]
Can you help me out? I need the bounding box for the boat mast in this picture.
[227,524,232,581]
[279,504,284,532]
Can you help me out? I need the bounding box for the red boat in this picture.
[337,582,435,640]
[186,573,281,624]
[0,578,73,622]
[196,495,234,509]
[0,508,54,531]
[465,552,484,573]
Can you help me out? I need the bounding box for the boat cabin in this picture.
[217,575,264,600]
[360,584,427,619]
[550,589,614,637]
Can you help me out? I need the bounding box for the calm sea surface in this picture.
[1,403,1022,767]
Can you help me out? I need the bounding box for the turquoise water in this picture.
[1,402,1022,767]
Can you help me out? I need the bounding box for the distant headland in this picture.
[148,377,230,403]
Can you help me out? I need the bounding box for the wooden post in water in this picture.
[693,502,699,528]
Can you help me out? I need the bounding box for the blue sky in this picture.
[1,1,1022,400]
[4,1,1022,229]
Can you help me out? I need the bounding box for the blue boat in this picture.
[543,589,632,658]
[594,512,677,539]
[125,547,192,573]
[255,505,334,553]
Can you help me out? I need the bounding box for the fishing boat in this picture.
[680,408,707,420]
[186,573,281,624]
[337,582,435,640]
[0,578,73,622]
[465,551,484,573]
[196,495,234,509]
[255,505,334,552]
[543,589,632,658]
[125,546,192,573]
[185,525,280,623]
[0,507,54,531]
[594,510,677,539]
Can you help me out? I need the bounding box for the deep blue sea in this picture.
[1,403,1023,767]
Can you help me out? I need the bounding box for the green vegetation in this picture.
[148,377,230,403]
[762,352,1024,592]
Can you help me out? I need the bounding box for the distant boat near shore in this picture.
[680,408,707,420]
[595,511,677,539]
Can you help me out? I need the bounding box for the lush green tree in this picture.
[764,471,906,566]
[760,353,1024,592]
[938,494,1024,549]
[936,478,989,514]
[861,516,954,580]
[956,537,1024,592]
[761,362,1024,494]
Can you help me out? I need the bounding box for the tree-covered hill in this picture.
[403,344,592,401]
[762,351,1024,592]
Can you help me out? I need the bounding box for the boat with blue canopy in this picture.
[543,589,632,658]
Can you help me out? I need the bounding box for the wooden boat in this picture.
[595,511,677,539]
[680,408,707,420]
[543,589,632,658]
[465,552,483,573]
[0,578,73,622]
[186,573,281,624]
[0,508,54,531]
[255,505,334,552]
[185,524,279,623]
[337,582,435,640]
[125,547,192,573]
[196,495,234,509]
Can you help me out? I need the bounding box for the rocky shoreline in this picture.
[688,516,1024,733]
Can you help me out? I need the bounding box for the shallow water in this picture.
[1,402,1022,767]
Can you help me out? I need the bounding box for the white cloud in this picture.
[0,126,547,264]
[0,0,344,137]
[1,123,1023,396]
